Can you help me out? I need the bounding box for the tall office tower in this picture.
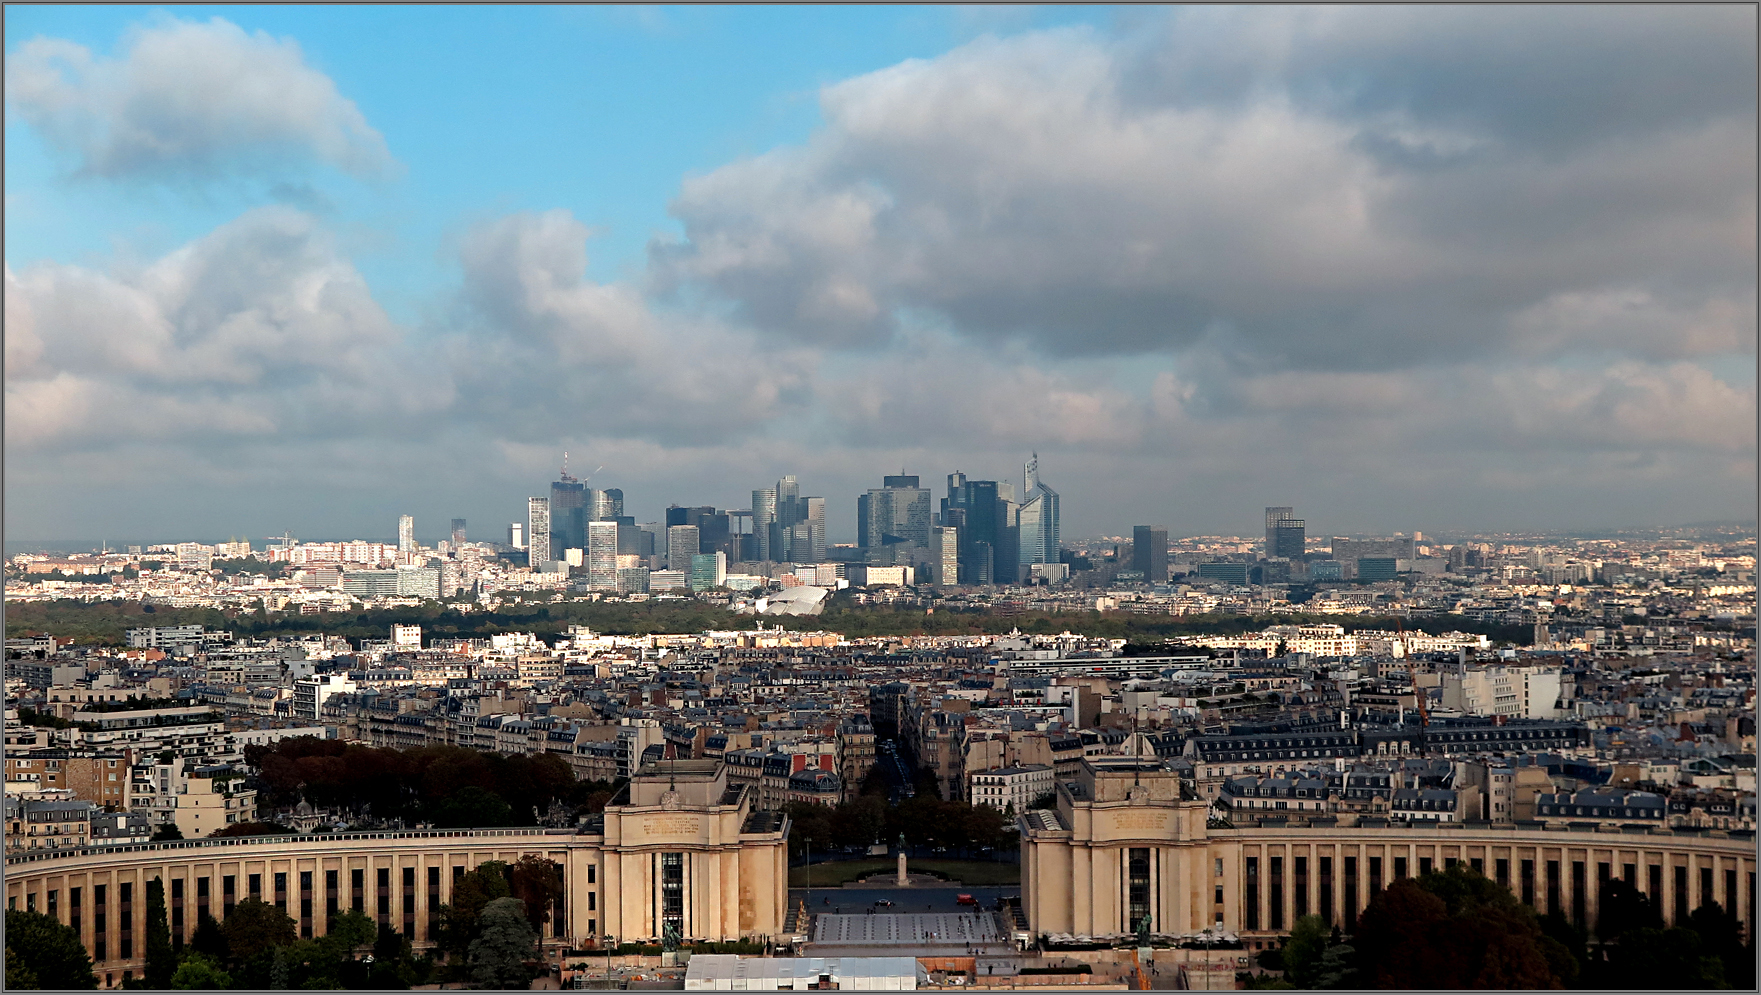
[932,526,960,585]
[666,525,700,571]
[1265,508,1294,557]
[752,488,777,561]
[613,517,642,555]
[689,551,727,592]
[450,519,467,547]
[772,475,801,558]
[1272,518,1306,560]
[586,521,619,590]
[398,515,416,553]
[592,488,624,521]
[728,510,755,562]
[1016,453,1060,577]
[859,474,933,552]
[1133,526,1169,583]
[956,479,1003,584]
[527,497,551,566]
[794,496,826,562]
[509,522,525,549]
[551,477,587,553]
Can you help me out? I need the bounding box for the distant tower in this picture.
[1017,453,1059,575]
[1265,508,1294,556]
[451,519,467,547]
[528,497,552,566]
[1133,526,1168,583]
[398,515,416,553]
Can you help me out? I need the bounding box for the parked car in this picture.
[874,899,895,907]
[956,894,978,906]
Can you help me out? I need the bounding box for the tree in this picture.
[509,856,564,933]
[151,822,184,842]
[190,912,227,963]
[220,898,296,966]
[428,786,513,829]
[467,897,537,989]
[1605,927,1726,989]
[169,952,232,989]
[436,862,513,960]
[1280,914,1329,988]
[144,878,176,988]
[1352,864,1565,989]
[1595,877,1660,941]
[3,909,98,989]
[208,821,294,838]
[7,947,40,990]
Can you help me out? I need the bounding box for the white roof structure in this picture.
[758,585,830,616]
[684,954,920,991]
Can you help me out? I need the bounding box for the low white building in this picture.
[1439,664,1565,720]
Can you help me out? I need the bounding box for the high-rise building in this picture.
[689,551,727,592]
[527,497,551,566]
[946,476,1006,584]
[587,520,619,590]
[1272,519,1306,560]
[667,525,700,572]
[1016,453,1060,578]
[858,473,933,553]
[1133,526,1168,583]
[1265,508,1295,558]
[450,519,467,547]
[752,488,777,562]
[398,515,415,553]
[592,488,624,521]
[509,522,525,549]
[800,496,826,563]
[551,477,587,554]
[932,526,960,585]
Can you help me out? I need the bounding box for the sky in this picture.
[5,4,1756,545]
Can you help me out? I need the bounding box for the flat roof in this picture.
[811,913,1002,947]
[685,954,918,991]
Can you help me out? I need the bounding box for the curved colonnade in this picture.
[6,815,791,989]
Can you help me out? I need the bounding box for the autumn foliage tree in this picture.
[1352,864,1572,989]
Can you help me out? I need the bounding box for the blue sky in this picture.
[4,5,1755,544]
[6,5,1116,320]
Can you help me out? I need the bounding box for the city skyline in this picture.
[5,6,1756,544]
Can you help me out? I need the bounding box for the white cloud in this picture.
[4,207,426,450]
[7,17,394,181]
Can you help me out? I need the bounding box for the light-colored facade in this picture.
[1440,664,1566,720]
[1021,760,1755,946]
[4,761,790,990]
[587,520,620,590]
[969,764,1054,814]
[528,496,552,566]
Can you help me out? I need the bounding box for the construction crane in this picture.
[1131,947,1151,990]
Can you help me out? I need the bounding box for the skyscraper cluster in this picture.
[505,453,1060,588]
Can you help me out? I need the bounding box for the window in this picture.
[1127,848,1153,930]
[660,853,684,938]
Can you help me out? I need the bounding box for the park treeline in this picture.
[1246,864,1754,990]
[243,738,617,829]
[4,596,1533,648]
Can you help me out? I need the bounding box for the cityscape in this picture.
[4,4,1756,994]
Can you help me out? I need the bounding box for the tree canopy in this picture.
[3,909,98,989]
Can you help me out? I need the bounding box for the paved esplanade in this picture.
[809,912,1008,956]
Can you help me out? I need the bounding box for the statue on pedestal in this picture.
[1136,913,1153,947]
[661,922,681,953]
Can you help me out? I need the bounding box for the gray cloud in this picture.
[650,11,1755,371]
[6,17,394,182]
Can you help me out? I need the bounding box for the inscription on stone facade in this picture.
[644,815,703,837]
[1112,812,1169,832]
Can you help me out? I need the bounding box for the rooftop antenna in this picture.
[560,452,576,483]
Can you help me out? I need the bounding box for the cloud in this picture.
[4,206,428,451]
[450,209,815,447]
[651,11,1755,371]
[6,17,394,182]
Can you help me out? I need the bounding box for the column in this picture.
[1071,846,1092,935]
